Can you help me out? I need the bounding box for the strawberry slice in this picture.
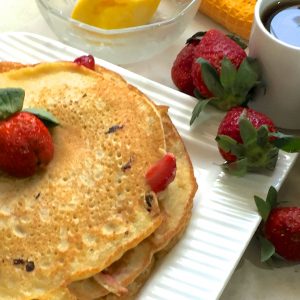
[145,153,176,193]
[74,55,95,70]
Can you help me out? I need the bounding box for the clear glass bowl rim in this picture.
[36,0,199,35]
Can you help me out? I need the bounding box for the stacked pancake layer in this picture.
[0,62,197,300]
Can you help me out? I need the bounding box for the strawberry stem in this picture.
[216,114,280,175]
[0,88,25,120]
[271,136,300,152]
[254,195,271,221]
[196,57,261,112]
[23,108,59,127]
[266,186,278,209]
[226,34,248,49]
[190,99,210,125]
[259,236,276,262]
[186,31,206,44]
[254,186,277,221]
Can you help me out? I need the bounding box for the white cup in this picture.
[248,0,300,129]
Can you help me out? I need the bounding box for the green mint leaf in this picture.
[220,58,237,91]
[259,236,276,262]
[254,195,271,221]
[197,58,224,98]
[271,136,300,152]
[239,117,257,146]
[226,34,248,49]
[266,186,278,209]
[222,158,248,176]
[0,88,25,120]
[23,108,59,127]
[235,57,261,96]
[190,99,209,125]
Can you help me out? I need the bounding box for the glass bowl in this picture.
[36,0,200,65]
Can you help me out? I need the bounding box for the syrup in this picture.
[262,1,300,47]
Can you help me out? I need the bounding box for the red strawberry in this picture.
[171,30,251,101]
[217,107,277,162]
[187,30,261,125]
[74,54,95,70]
[216,107,300,175]
[255,186,300,262]
[171,33,204,96]
[0,88,58,178]
[145,153,176,193]
[265,207,300,261]
[171,42,197,96]
[216,107,277,175]
[191,29,247,98]
[0,112,54,178]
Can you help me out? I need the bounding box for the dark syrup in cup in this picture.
[262,1,300,47]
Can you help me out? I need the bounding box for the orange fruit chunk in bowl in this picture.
[71,0,161,30]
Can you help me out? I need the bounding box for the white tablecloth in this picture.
[1,1,299,299]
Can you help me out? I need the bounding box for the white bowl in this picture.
[36,0,200,65]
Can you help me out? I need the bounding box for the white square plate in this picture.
[0,32,297,300]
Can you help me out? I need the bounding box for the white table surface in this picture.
[1,1,299,299]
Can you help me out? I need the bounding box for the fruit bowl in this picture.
[36,0,200,65]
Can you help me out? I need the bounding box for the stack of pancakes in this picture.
[0,61,197,300]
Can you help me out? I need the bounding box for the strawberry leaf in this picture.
[0,88,25,120]
[239,117,257,146]
[269,131,290,139]
[193,88,205,100]
[190,100,209,125]
[215,135,237,152]
[257,125,269,147]
[222,158,248,176]
[220,58,237,90]
[259,236,276,262]
[216,135,244,157]
[254,195,271,221]
[186,31,206,44]
[226,34,248,49]
[265,147,279,171]
[23,108,59,127]
[271,136,300,152]
[197,58,224,98]
[190,99,210,125]
[235,57,261,97]
[266,186,277,209]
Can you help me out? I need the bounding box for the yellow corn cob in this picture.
[199,0,256,40]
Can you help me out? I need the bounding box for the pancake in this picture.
[101,258,156,300]
[99,211,192,300]
[68,106,197,299]
[0,62,166,299]
[38,288,77,300]
[0,61,24,73]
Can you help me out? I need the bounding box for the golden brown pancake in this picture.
[0,62,166,299]
[38,288,77,300]
[0,61,24,72]
[0,62,197,300]
[68,106,197,299]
